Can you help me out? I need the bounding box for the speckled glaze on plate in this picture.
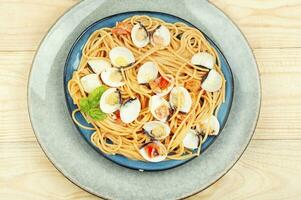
[28,0,261,199]
[64,11,234,171]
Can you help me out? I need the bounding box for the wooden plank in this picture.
[0,141,99,200]
[210,0,301,49]
[1,140,301,200]
[0,52,35,142]
[191,139,301,200]
[0,0,79,51]
[0,0,301,51]
[254,48,301,139]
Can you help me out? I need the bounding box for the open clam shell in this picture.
[137,61,159,84]
[202,69,222,92]
[196,115,220,136]
[87,59,111,74]
[99,88,121,114]
[169,86,192,113]
[109,47,135,68]
[120,98,141,124]
[149,95,171,122]
[100,68,125,88]
[131,22,149,48]
[150,25,171,47]
[139,141,168,162]
[191,52,215,69]
[143,121,171,140]
[80,74,102,93]
[183,129,201,150]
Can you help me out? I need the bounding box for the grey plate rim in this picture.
[27,0,261,199]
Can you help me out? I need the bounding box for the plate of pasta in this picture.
[28,0,260,199]
[64,12,234,171]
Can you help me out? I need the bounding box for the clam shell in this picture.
[143,121,170,140]
[139,141,167,162]
[99,88,121,114]
[149,95,170,122]
[169,86,192,113]
[137,61,158,84]
[120,98,141,123]
[87,59,111,74]
[183,129,200,150]
[196,115,220,136]
[80,74,101,93]
[191,52,215,69]
[202,69,222,92]
[151,25,171,47]
[131,22,149,48]
[109,47,135,68]
[100,68,125,88]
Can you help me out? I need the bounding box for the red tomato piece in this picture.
[158,76,169,89]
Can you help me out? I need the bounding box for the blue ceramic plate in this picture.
[64,11,234,171]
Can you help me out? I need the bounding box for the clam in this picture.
[191,52,215,69]
[151,25,171,47]
[100,68,125,88]
[196,115,220,136]
[139,141,167,162]
[120,98,141,123]
[99,88,121,114]
[80,74,102,93]
[202,69,222,92]
[183,129,200,150]
[131,22,149,48]
[137,61,159,84]
[87,59,111,74]
[143,121,170,140]
[149,74,174,96]
[109,47,135,68]
[169,86,192,113]
[149,95,170,122]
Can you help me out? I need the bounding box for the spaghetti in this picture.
[67,15,226,162]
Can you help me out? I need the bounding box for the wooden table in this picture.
[1,1,301,199]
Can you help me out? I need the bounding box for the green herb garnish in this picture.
[79,86,107,120]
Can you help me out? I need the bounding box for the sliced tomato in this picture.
[115,110,120,119]
[112,22,132,35]
[158,76,169,89]
[112,28,128,35]
[146,145,154,158]
[145,144,160,158]
[114,110,121,123]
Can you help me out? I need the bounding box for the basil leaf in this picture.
[88,85,107,107]
[79,98,90,113]
[88,108,107,120]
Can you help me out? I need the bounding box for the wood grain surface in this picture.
[1,0,301,199]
